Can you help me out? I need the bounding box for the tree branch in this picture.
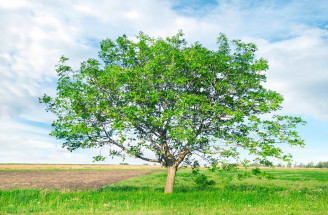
[102,126,159,163]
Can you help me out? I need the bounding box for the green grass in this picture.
[1,168,327,214]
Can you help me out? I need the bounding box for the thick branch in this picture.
[134,124,164,155]
[102,127,159,163]
[163,139,175,160]
[174,147,191,166]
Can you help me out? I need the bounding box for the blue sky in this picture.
[0,0,327,164]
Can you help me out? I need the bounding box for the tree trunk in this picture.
[164,166,177,193]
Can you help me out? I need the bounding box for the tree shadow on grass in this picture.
[98,184,287,193]
[98,185,160,192]
[224,184,287,192]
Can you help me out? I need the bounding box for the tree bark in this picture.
[164,165,177,193]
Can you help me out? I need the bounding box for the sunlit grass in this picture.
[1,168,327,214]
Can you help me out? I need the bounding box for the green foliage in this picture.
[92,155,106,162]
[191,168,216,188]
[316,161,328,168]
[190,162,215,188]
[219,163,239,172]
[40,31,305,170]
[251,168,275,179]
[237,171,252,180]
[306,162,315,168]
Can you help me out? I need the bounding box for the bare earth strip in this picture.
[0,170,156,190]
[0,164,161,170]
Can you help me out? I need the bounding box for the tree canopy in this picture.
[40,31,305,193]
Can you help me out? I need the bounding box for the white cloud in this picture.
[0,0,28,9]
[0,119,92,163]
[256,27,328,119]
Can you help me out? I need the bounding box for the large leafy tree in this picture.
[40,31,305,193]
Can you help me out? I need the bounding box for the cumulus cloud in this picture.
[255,27,328,119]
[0,119,92,163]
[0,1,83,118]
[2,0,326,120]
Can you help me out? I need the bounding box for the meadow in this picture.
[0,165,327,214]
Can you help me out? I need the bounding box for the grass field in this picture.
[0,165,327,214]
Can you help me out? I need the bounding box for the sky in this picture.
[0,0,327,165]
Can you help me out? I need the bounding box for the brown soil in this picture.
[0,170,157,190]
[0,164,161,170]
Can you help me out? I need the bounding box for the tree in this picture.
[40,31,305,193]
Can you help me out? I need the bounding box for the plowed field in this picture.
[0,169,158,190]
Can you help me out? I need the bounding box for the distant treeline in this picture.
[248,161,328,168]
[289,161,328,168]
